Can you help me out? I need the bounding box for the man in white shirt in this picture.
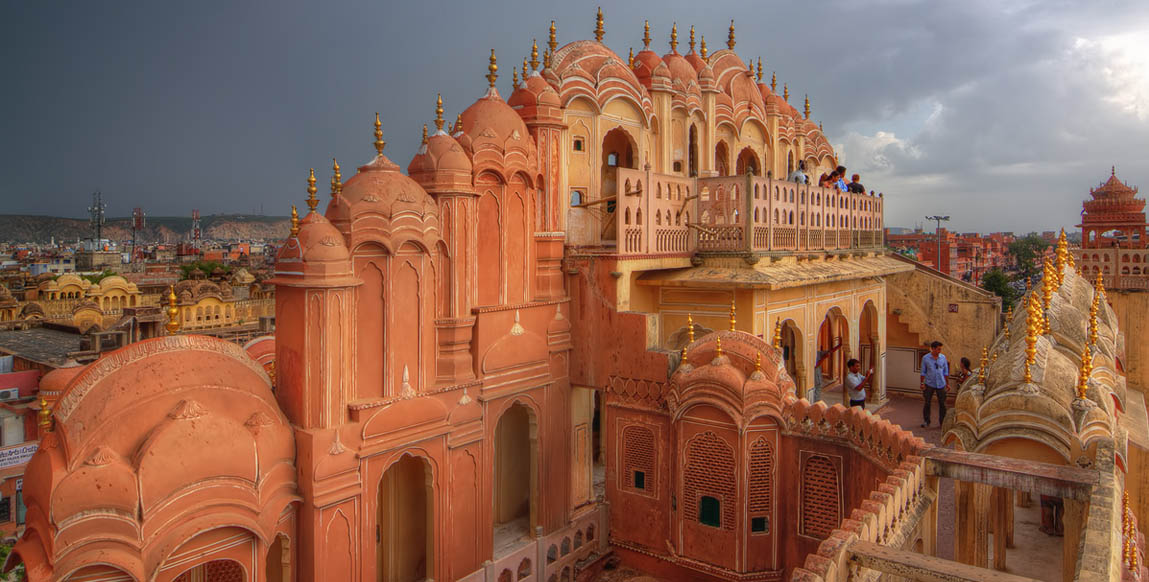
[844,358,873,408]
[787,160,808,184]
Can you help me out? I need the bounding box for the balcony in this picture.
[604,168,884,258]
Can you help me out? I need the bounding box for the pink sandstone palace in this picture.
[8,12,1146,582]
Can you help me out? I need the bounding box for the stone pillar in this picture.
[1062,498,1086,582]
[991,487,1011,571]
[923,475,940,556]
[955,481,991,567]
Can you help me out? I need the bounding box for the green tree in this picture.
[1008,233,1050,282]
[980,268,1018,310]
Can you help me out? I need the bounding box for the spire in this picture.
[305,168,318,212]
[38,396,52,433]
[373,112,385,155]
[784,84,789,102]
[543,48,551,69]
[522,57,529,82]
[1113,165,1117,177]
[330,158,342,198]
[434,93,444,132]
[290,205,300,237]
[772,319,782,349]
[594,7,604,42]
[165,285,180,334]
[1024,292,1039,383]
[513,68,520,89]
[422,124,428,144]
[549,20,557,53]
[771,71,777,93]
[486,49,498,88]
[700,35,708,58]
[453,113,463,134]
[1041,258,1054,334]
[689,25,696,53]
[530,38,540,71]
[687,313,695,343]
[729,298,737,331]
[628,48,634,68]
[714,335,724,358]
[669,22,678,52]
[756,57,763,82]
[755,351,762,373]
[978,346,988,385]
[642,20,651,49]
[804,95,810,119]
[1077,344,1092,400]
[727,19,736,49]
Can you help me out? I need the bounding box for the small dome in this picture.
[661,52,700,94]
[408,132,472,175]
[683,51,706,73]
[340,153,434,216]
[508,73,561,109]
[458,88,532,156]
[273,211,356,286]
[40,363,86,397]
[632,49,664,86]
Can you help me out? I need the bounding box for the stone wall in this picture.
[1104,290,1149,393]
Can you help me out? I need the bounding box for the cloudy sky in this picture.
[3,0,1147,233]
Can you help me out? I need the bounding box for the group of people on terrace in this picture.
[786,161,868,195]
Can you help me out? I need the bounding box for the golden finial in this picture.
[165,284,180,334]
[434,93,444,132]
[373,112,385,155]
[1131,544,1139,572]
[522,57,529,82]
[700,36,708,58]
[530,38,540,71]
[681,343,689,364]
[628,48,634,68]
[978,346,988,385]
[1077,344,1091,399]
[331,157,342,197]
[729,298,737,331]
[642,20,651,49]
[687,313,695,344]
[1041,259,1054,334]
[513,68,520,89]
[1004,305,1012,341]
[38,396,52,432]
[305,168,318,212]
[689,25,696,53]
[486,49,498,88]
[755,351,762,373]
[549,20,557,53]
[784,84,789,102]
[771,71,777,93]
[289,205,299,237]
[772,319,782,349]
[1089,293,1100,347]
[1124,537,1133,568]
[594,7,604,43]
[1024,292,1038,383]
[421,124,428,144]
[756,57,763,82]
[804,95,810,119]
[715,335,724,358]
[669,22,678,52]
[453,113,463,134]
[1056,229,1069,282]
[727,19,736,50]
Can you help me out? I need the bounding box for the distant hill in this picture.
[0,214,291,244]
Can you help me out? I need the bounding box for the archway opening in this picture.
[715,141,730,176]
[736,147,760,176]
[859,301,880,403]
[378,454,433,582]
[494,403,538,556]
[780,319,803,394]
[599,128,636,243]
[688,125,698,177]
[266,534,289,582]
[813,310,849,402]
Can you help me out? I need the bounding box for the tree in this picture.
[1007,233,1050,282]
[980,268,1018,310]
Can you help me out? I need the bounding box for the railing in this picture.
[458,503,608,582]
[606,168,885,257]
[1075,248,1149,290]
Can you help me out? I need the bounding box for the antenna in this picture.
[88,191,106,241]
[131,207,146,262]
[192,209,202,249]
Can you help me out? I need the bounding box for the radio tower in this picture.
[131,207,146,262]
[191,209,202,250]
[88,191,106,241]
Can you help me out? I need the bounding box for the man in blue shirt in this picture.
[920,341,949,427]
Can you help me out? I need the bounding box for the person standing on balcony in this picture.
[819,170,837,188]
[811,338,843,403]
[834,166,849,192]
[847,174,866,194]
[844,359,874,408]
[920,341,949,427]
[788,160,808,184]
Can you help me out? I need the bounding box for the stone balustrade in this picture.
[458,503,608,582]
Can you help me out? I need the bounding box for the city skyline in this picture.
[2,0,1148,233]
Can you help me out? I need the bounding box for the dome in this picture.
[273,210,356,286]
[508,73,561,110]
[39,363,86,398]
[409,132,472,175]
[683,51,706,73]
[339,152,435,216]
[661,51,700,95]
[458,88,532,155]
[631,49,664,87]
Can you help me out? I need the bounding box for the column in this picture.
[1062,498,1085,582]
[923,475,940,556]
[991,487,1011,571]
[955,481,991,567]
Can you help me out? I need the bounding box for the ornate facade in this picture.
[1075,168,1148,290]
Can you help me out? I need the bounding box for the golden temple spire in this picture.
[628,48,634,68]
[549,20,557,53]
[784,84,789,102]
[729,298,737,331]
[305,168,318,212]
[522,57,529,82]
[453,113,463,134]
[1089,291,1100,347]
[756,57,763,82]
[700,35,708,58]
[771,71,777,93]
[1004,305,1012,342]
[1024,292,1039,383]
[531,39,540,71]
[543,48,551,69]
[727,19,736,49]
[422,124,428,144]
[804,95,810,119]
[486,49,498,88]
[773,319,782,349]
[978,346,988,385]
[1077,344,1092,400]
[165,285,180,334]
[681,343,689,364]
[715,335,724,358]
[1041,259,1054,334]
[689,25,696,53]
[434,93,444,132]
[755,351,762,373]
[38,396,52,432]
[669,22,678,52]
[373,112,385,155]
[642,20,651,49]
[513,67,520,89]
[687,313,695,344]
[331,157,342,197]
[594,7,604,42]
[290,205,299,237]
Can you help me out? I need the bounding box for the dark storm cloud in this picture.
[2,0,1147,233]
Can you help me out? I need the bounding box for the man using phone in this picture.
[844,359,873,408]
[920,341,949,427]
